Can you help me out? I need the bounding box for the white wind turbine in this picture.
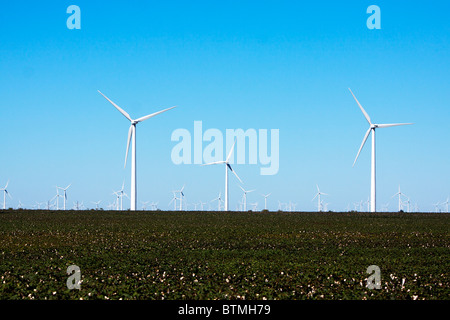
[349,88,413,213]
[169,192,179,211]
[211,193,223,211]
[432,202,441,213]
[312,184,327,212]
[443,197,449,213]
[113,181,127,210]
[262,193,271,210]
[57,184,71,210]
[391,186,408,212]
[239,186,255,211]
[0,181,12,209]
[53,187,62,210]
[98,90,176,211]
[202,139,243,211]
[174,185,185,210]
[91,200,101,210]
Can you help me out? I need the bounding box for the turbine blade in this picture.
[312,193,318,201]
[65,183,72,190]
[226,139,237,163]
[201,161,226,166]
[376,123,414,128]
[124,125,133,168]
[353,128,372,167]
[227,163,243,184]
[135,106,177,123]
[349,88,372,125]
[98,90,132,121]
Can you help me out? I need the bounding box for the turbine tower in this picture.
[98,90,176,211]
[202,139,242,211]
[349,88,413,213]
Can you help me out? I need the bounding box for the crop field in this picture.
[0,210,448,300]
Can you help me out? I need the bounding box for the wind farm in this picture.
[1,1,448,304]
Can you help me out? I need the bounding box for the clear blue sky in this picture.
[1,1,449,211]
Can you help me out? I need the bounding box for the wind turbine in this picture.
[262,193,271,210]
[0,181,12,210]
[391,186,408,212]
[443,197,449,213]
[174,185,185,210]
[432,202,441,213]
[239,186,255,211]
[57,184,71,210]
[202,139,243,211]
[169,193,179,211]
[312,184,327,212]
[98,90,176,211]
[90,200,102,210]
[211,193,223,211]
[349,88,413,213]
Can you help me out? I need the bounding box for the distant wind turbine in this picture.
[239,186,255,211]
[312,184,327,212]
[432,202,441,213]
[174,185,185,210]
[262,193,271,210]
[57,183,71,210]
[391,186,408,212]
[0,181,12,210]
[202,139,242,211]
[169,192,179,211]
[349,88,413,213]
[98,90,176,211]
[211,193,223,211]
[91,200,101,210]
[443,197,449,213]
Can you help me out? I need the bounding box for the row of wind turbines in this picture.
[1,178,448,213]
[96,88,416,213]
[1,89,446,213]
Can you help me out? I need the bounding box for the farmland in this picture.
[0,210,448,300]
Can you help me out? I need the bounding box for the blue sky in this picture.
[1,1,449,211]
